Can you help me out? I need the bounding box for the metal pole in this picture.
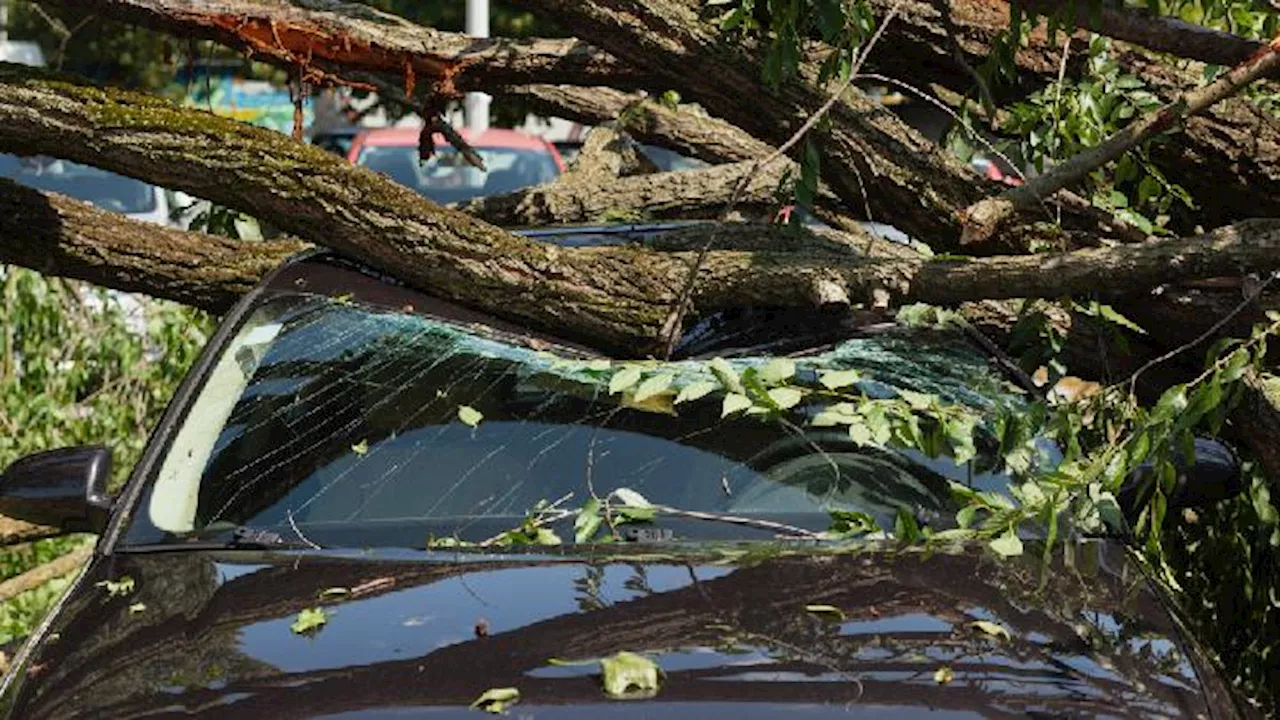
[464,0,490,134]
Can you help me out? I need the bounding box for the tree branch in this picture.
[0,179,305,314]
[961,34,1280,246]
[53,0,652,95]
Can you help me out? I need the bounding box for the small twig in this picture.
[649,504,820,538]
[1049,33,1072,226]
[287,509,322,549]
[962,32,1280,245]
[1123,270,1280,395]
[477,493,575,547]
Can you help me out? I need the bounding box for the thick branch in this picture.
[55,0,650,95]
[962,35,1280,246]
[495,84,774,165]
[1019,0,1274,71]
[0,516,63,547]
[0,179,305,314]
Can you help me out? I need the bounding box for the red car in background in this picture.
[347,126,565,205]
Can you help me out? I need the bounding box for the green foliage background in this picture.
[0,269,211,648]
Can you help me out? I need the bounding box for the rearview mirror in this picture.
[1118,437,1243,521]
[0,446,113,534]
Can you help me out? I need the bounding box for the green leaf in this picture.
[457,405,483,428]
[128,602,146,615]
[759,358,796,384]
[609,365,645,395]
[611,488,651,509]
[96,576,135,598]
[767,387,803,410]
[575,498,603,544]
[600,651,662,698]
[470,687,520,713]
[898,390,935,410]
[848,420,873,446]
[533,528,562,545]
[708,357,743,393]
[989,529,1024,558]
[969,620,1012,641]
[722,392,753,417]
[632,373,674,403]
[674,380,717,404]
[934,666,954,684]
[819,369,861,389]
[351,439,369,456]
[290,607,329,635]
[804,604,846,621]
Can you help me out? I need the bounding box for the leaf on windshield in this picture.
[898,389,936,410]
[632,372,674,403]
[600,651,662,698]
[760,358,796,384]
[819,368,861,389]
[708,357,744,393]
[722,392,752,417]
[95,576,135,598]
[767,387,803,410]
[969,620,1012,641]
[291,607,329,635]
[675,380,717,404]
[610,488,651,508]
[609,365,644,394]
[804,604,846,621]
[351,439,369,456]
[989,529,1024,558]
[457,405,483,427]
[128,602,146,615]
[470,687,520,713]
[934,666,954,684]
[575,498,603,544]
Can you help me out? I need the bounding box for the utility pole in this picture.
[464,0,490,134]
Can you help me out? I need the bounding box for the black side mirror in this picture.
[1118,437,1244,521]
[0,446,112,533]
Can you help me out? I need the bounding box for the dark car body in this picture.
[0,225,1252,718]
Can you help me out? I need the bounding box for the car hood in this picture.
[6,540,1225,719]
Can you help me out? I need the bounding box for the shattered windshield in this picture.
[123,262,1029,550]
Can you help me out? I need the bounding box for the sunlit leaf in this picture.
[759,358,796,384]
[722,392,753,417]
[969,620,1012,641]
[609,365,645,394]
[898,390,935,410]
[128,602,146,615]
[633,373,674,403]
[767,387,803,410]
[934,666,954,684]
[819,369,861,389]
[291,607,329,635]
[611,488,651,508]
[989,529,1024,558]
[457,405,483,427]
[674,380,717,404]
[96,576,135,598]
[708,357,744,393]
[350,439,369,456]
[600,651,662,698]
[470,687,520,713]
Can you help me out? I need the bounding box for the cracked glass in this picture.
[122,259,1031,550]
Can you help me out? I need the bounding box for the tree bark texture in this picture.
[0,180,303,314]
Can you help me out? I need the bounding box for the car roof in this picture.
[354,126,552,151]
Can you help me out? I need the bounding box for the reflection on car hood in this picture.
[7,541,1221,719]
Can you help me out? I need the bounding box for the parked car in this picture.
[348,126,564,205]
[0,224,1254,718]
[0,154,202,230]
